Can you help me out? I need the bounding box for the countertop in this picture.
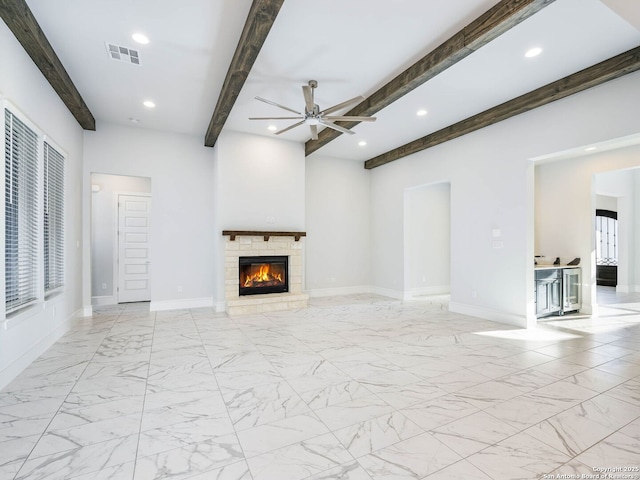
[534,264,581,270]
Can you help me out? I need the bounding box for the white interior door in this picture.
[118,194,151,303]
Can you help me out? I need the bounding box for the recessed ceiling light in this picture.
[416,109,428,116]
[143,100,156,108]
[585,146,597,151]
[525,47,542,58]
[132,33,149,45]
[358,141,367,147]
[267,125,277,131]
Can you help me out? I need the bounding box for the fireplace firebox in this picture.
[239,255,288,296]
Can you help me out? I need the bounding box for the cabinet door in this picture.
[563,269,581,311]
[549,279,562,313]
[535,281,549,315]
[536,280,557,315]
[536,277,562,317]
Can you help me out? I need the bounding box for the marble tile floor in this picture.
[1,290,639,480]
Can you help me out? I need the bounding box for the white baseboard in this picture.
[215,301,226,313]
[150,297,214,312]
[369,286,405,300]
[91,295,115,306]
[449,301,528,328]
[405,286,450,300]
[0,308,81,391]
[617,284,640,294]
[307,285,407,301]
[306,285,372,298]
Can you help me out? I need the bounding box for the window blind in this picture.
[5,109,39,314]
[44,142,64,293]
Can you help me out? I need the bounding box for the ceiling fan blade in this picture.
[310,124,318,140]
[274,120,305,135]
[319,96,365,115]
[323,116,377,122]
[255,96,302,115]
[302,85,314,113]
[319,119,355,135]
[249,116,304,120]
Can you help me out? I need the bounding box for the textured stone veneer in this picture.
[224,235,308,316]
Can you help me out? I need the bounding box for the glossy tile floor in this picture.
[1,289,639,480]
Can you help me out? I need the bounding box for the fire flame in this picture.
[243,263,283,287]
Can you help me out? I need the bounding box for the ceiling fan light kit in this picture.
[249,80,376,140]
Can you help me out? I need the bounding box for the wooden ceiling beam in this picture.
[0,0,95,130]
[364,46,640,169]
[204,0,284,147]
[305,0,556,156]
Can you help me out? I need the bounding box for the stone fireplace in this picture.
[223,231,308,316]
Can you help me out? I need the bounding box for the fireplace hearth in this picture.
[239,255,288,296]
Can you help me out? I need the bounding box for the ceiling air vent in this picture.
[105,43,141,65]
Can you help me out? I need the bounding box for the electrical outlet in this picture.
[177,285,183,292]
[101,283,107,290]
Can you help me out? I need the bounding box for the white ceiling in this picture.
[25,0,640,162]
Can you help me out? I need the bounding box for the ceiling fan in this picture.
[249,80,376,140]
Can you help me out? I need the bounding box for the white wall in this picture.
[90,173,152,303]
[83,123,216,311]
[305,155,371,296]
[213,130,305,307]
[370,71,640,327]
[405,182,451,296]
[635,170,640,289]
[370,127,532,324]
[0,21,85,388]
[595,194,617,211]
[537,148,640,309]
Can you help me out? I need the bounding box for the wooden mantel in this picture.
[222,230,306,242]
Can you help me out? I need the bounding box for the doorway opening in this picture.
[595,209,617,287]
[90,173,152,306]
[594,167,638,295]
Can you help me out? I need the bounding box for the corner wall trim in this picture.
[368,286,405,300]
[406,286,451,300]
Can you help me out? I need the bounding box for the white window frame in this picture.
[2,100,66,322]
[4,104,42,316]
[43,137,65,297]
